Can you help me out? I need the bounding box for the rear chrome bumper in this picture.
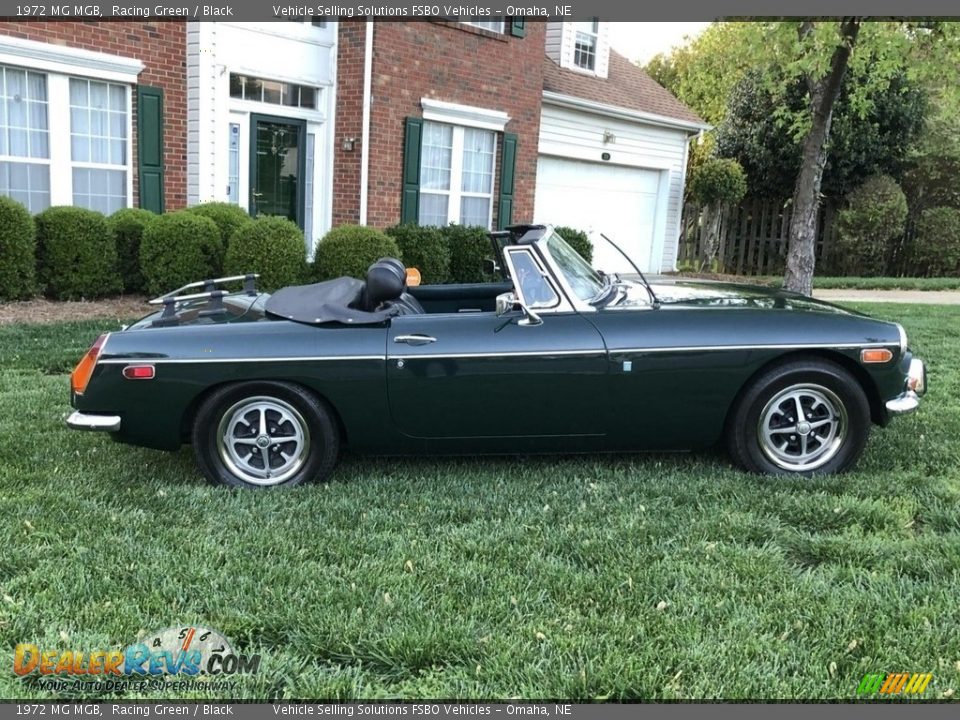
[66,411,121,432]
[886,358,926,416]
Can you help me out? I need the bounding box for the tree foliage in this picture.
[716,68,925,201]
[835,174,908,276]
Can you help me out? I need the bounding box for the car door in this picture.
[386,248,608,439]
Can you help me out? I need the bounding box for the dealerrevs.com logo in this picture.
[14,626,261,679]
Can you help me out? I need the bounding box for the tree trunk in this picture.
[700,202,723,271]
[784,19,861,296]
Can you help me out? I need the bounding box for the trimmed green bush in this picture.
[0,196,37,300]
[441,224,492,284]
[689,158,748,206]
[553,225,593,263]
[186,202,253,257]
[912,207,960,277]
[225,216,307,292]
[385,224,451,284]
[139,212,223,297]
[313,225,400,280]
[108,208,156,294]
[35,207,121,299]
[835,174,908,277]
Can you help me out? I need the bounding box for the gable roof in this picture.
[543,50,706,129]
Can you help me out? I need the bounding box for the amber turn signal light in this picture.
[71,334,107,395]
[861,348,893,364]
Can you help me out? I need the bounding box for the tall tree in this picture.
[783,20,861,295]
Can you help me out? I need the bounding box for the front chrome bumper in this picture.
[66,411,121,432]
[885,358,926,416]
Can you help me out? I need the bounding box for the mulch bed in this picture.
[0,295,151,325]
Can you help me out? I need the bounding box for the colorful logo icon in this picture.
[857,672,933,696]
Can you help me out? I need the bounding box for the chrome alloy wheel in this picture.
[757,383,848,472]
[217,396,310,486]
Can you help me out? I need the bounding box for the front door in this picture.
[249,114,306,227]
[386,312,608,439]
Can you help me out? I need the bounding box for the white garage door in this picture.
[534,156,661,273]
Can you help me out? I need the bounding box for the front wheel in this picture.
[726,359,871,476]
[192,381,340,489]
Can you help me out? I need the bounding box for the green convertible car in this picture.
[67,224,926,489]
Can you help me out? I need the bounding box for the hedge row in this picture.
[0,194,599,301]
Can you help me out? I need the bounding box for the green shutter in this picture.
[498,133,518,229]
[136,85,164,214]
[401,117,423,224]
[509,19,526,38]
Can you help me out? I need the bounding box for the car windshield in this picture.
[544,230,605,302]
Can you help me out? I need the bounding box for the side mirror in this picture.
[483,258,500,276]
[495,292,542,327]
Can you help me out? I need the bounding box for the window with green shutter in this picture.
[498,133,517,229]
[400,117,423,224]
[136,85,164,213]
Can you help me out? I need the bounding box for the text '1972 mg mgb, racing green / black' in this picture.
[66,224,927,489]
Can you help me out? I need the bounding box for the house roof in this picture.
[543,50,705,129]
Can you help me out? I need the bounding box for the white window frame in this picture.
[574,20,599,71]
[462,20,505,33]
[0,66,52,213]
[67,77,133,214]
[420,121,497,230]
[0,37,137,213]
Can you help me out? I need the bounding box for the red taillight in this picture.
[71,334,107,395]
[122,365,155,380]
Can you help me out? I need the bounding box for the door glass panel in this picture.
[303,132,315,250]
[252,119,301,223]
[227,122,240,204]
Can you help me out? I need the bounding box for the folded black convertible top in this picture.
[264,278,399,325]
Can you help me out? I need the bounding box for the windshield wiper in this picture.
[599,233,660,309]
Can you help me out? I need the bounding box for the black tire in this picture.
[191,381,339,489]
[726,358,871,476]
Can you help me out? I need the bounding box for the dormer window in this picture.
[574,20,599,71]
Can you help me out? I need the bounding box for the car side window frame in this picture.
[504,247,562,311]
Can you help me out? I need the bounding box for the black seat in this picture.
[360,258,425,314]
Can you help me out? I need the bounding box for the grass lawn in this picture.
[0,303,958,701]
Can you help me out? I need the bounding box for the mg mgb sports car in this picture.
[67,225,926,489]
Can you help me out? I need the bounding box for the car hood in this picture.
[611,277,861,315]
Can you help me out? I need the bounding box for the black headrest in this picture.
[364,258,405,310]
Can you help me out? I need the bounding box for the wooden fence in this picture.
[679,199,917,276]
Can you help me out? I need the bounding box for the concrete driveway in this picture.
[813,289,960,305]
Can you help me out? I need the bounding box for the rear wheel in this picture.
[726,359,871,476]
[192,381,339,489]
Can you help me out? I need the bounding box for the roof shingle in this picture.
[543,50,705,127]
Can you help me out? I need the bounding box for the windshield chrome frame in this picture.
[529,225,655,314]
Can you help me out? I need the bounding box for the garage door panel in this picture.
[534,156,659,273]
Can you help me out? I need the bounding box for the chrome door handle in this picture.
[394,334,437,346]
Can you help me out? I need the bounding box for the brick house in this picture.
[333,19,542,234]
[0,19,703,271]
[331,20,707,272]
[0,22,185,215]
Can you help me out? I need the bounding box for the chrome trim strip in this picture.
[98,355,384,365]
[389,349,607,360]
[612,341,899,354]
[66,411,121,432]
[97,341,899,365]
